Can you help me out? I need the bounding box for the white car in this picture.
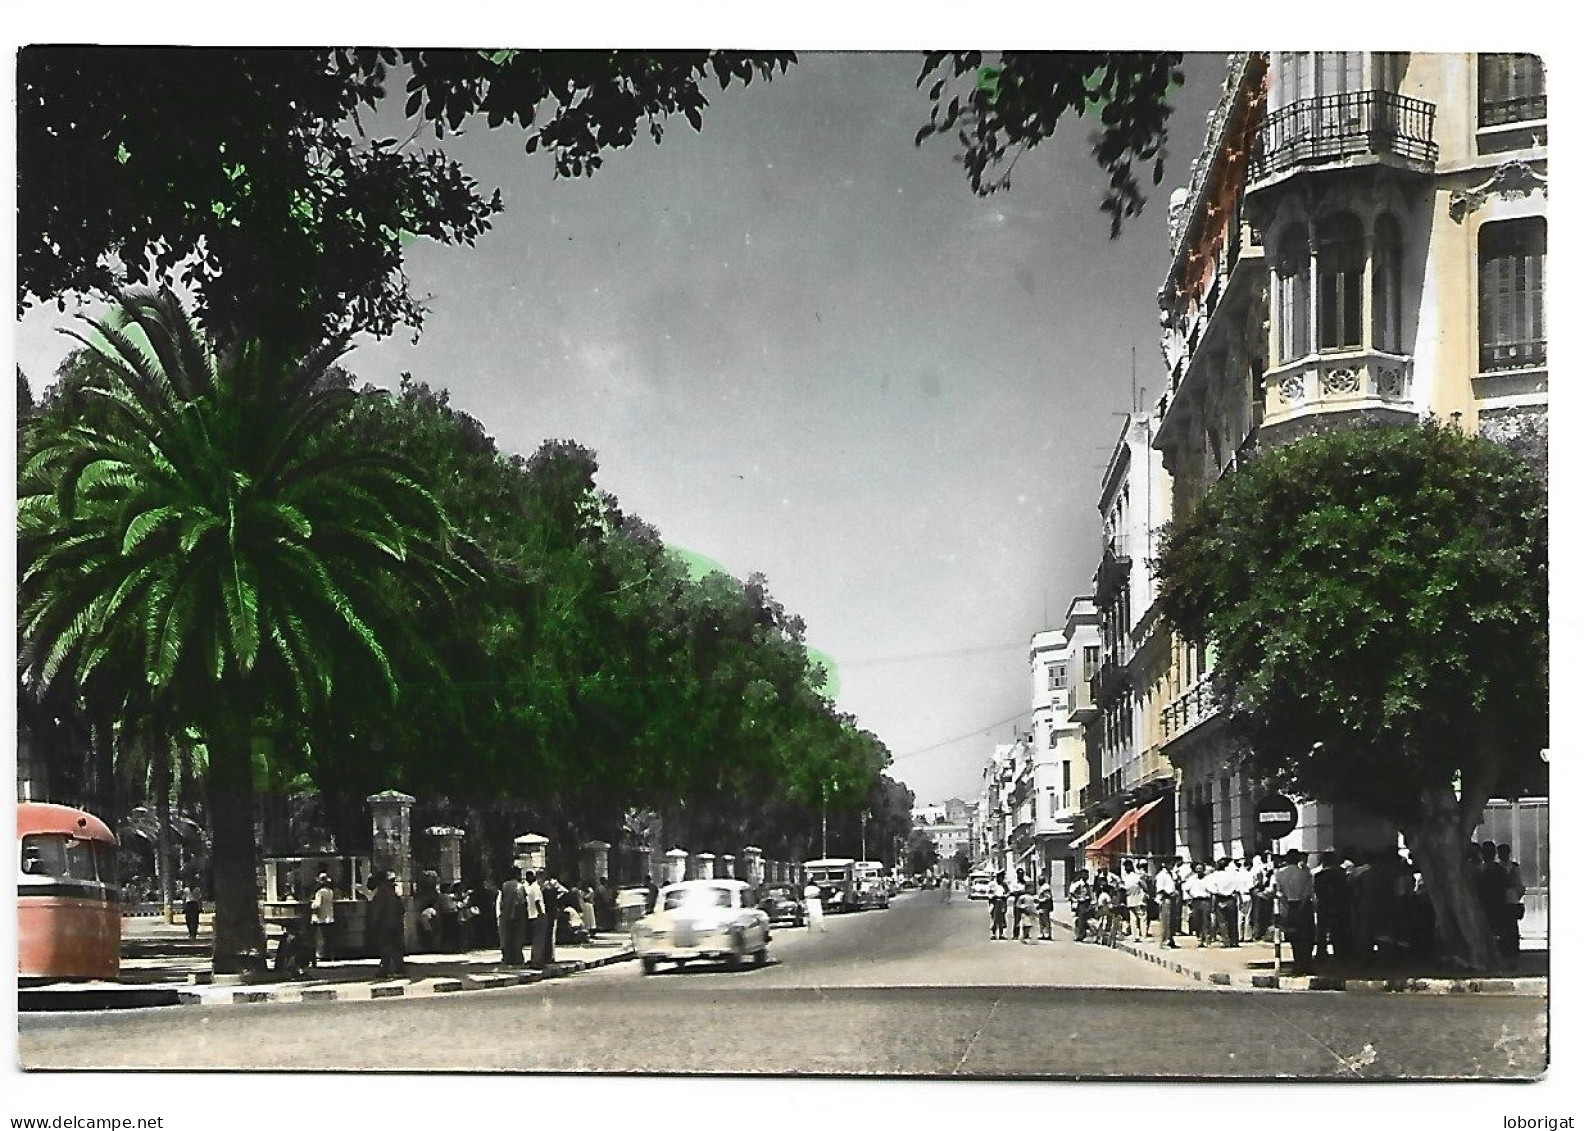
[632,879,771,974]
[968,873,995,900]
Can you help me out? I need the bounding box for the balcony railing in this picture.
[1161,675,1218,742]
[1253,91,1438,181]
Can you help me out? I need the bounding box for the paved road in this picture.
[19,891,1547,1077]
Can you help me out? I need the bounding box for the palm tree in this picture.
[19,289,476,972]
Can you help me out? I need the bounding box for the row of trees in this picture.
[18,294,898,970]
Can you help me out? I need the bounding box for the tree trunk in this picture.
[154,746,174,921]
[1404,783,1498,972]
[205,716,267,974]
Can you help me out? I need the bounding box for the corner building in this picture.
[1153,51,1547,861]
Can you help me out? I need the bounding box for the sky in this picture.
[7,52,1249,805]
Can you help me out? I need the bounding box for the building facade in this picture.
[1153,50,1546,860]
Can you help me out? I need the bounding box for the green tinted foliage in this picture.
[1156,421,1547,827]
[917,51,1184,236]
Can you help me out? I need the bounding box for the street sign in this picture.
[1254,794,1298,840]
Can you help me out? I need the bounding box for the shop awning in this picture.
[1086,796,1167,854]
[1086,806,1143,853]
[1069,818,1113,849]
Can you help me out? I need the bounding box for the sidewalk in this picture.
[1050,908,1547,996]
[21,919,636,1011]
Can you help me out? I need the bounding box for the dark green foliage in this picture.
[17,48,793,350]
[916,52,1184,236]
[1156,421,1547,968]
[18,291,477,969]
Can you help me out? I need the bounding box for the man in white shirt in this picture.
[1183,863,1213,946]
[525,870,549,968]
[309,873,336,966]
[1154,860,1180,949]
[1121,861,1147,939]
[1230,858,1255,941]
[1210,859,1240,947]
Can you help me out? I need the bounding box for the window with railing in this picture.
[1479,218,1546,372]
[1480,54,1546,127]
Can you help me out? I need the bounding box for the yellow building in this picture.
[1152,51,1545,859]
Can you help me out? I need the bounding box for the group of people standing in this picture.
[495,868,610,969]
[1062,840,1528,974]
[985,870,1056,943]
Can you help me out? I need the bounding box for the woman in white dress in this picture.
[803,881,826,933]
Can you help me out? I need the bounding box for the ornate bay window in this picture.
[1261,208,1414,430]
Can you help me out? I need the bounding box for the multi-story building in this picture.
[1152,51,1546,863]
[910,801,973,875]
[1076,409,1177,866]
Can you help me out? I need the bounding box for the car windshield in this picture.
[762,886,794,899]
[662,886,734,912]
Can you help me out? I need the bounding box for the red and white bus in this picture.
[18,802,121,981]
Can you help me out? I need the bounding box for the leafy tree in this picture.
[951,848,971,879]
[18,48,792,350]
[18,291,477,971]
[1155,422,1547,971]
[906,828,940,876]
[916,52,1185,235]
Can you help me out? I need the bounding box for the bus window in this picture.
[94,841,119,887]
[65,837,99,881]
[21,834,67,877]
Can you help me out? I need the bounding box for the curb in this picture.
[1100,932,1545,996]
[33,948,639,1012]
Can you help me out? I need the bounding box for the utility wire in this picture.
[890,706,1033,762]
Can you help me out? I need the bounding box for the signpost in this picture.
[1254,794,1298,970]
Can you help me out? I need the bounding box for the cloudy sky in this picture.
[17,51,1225,804]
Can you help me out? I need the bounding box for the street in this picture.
[18,891,1547,1077]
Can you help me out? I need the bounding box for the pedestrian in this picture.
[644,874,659,913]
[1312,850,1351,963]
[1230,857,1254,941]
[1016,885,1037,943]
[525,869,551,968]
[1250,853,1275,941]
[1153,861,1179,949]
[537,873,562,965]
[803,877,826,933]
[1173,857,1194,937]
[368,870,407,979]
[594,876,616,934]
[181,880,204,941]
[1184,862,1213,946]
[1068,871,1093,943]
[309,872,336,966]
[1122,859,1147,939]
[1210,858,1240,947]
[1496,844,1525,962]
[988,874,1007,939]
[1272,849,1316,975]
[1036,880,1054,941]
[497,868,526,965]
[471,879,498,951]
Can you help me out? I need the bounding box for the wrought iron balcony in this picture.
[1252,91,1437,181]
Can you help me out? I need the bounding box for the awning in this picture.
[1086,806,1144,853]
[1069,818,1113,849]
[1087,796,1167,855]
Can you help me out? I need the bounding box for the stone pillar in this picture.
[368,791,416,895]
[665,848,688,885]
[425,826,466,887]
[721,854,737,881]
[742,846,765,885]
[582,840,612,883]
[514,833,549,876]
[692,852,716,880]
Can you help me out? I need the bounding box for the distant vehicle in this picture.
[899,877,918,890]
[633,879,771,974]
[757,883,806,927]
[802,858,857,913]
[853,861,890,909]
[18,802,121,981]
[968,871,995,901]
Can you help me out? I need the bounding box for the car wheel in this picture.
[641,957,659,975]
[753,946,769,967]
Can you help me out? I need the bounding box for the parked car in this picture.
[632,879,771,974]
[757,883,806,927]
